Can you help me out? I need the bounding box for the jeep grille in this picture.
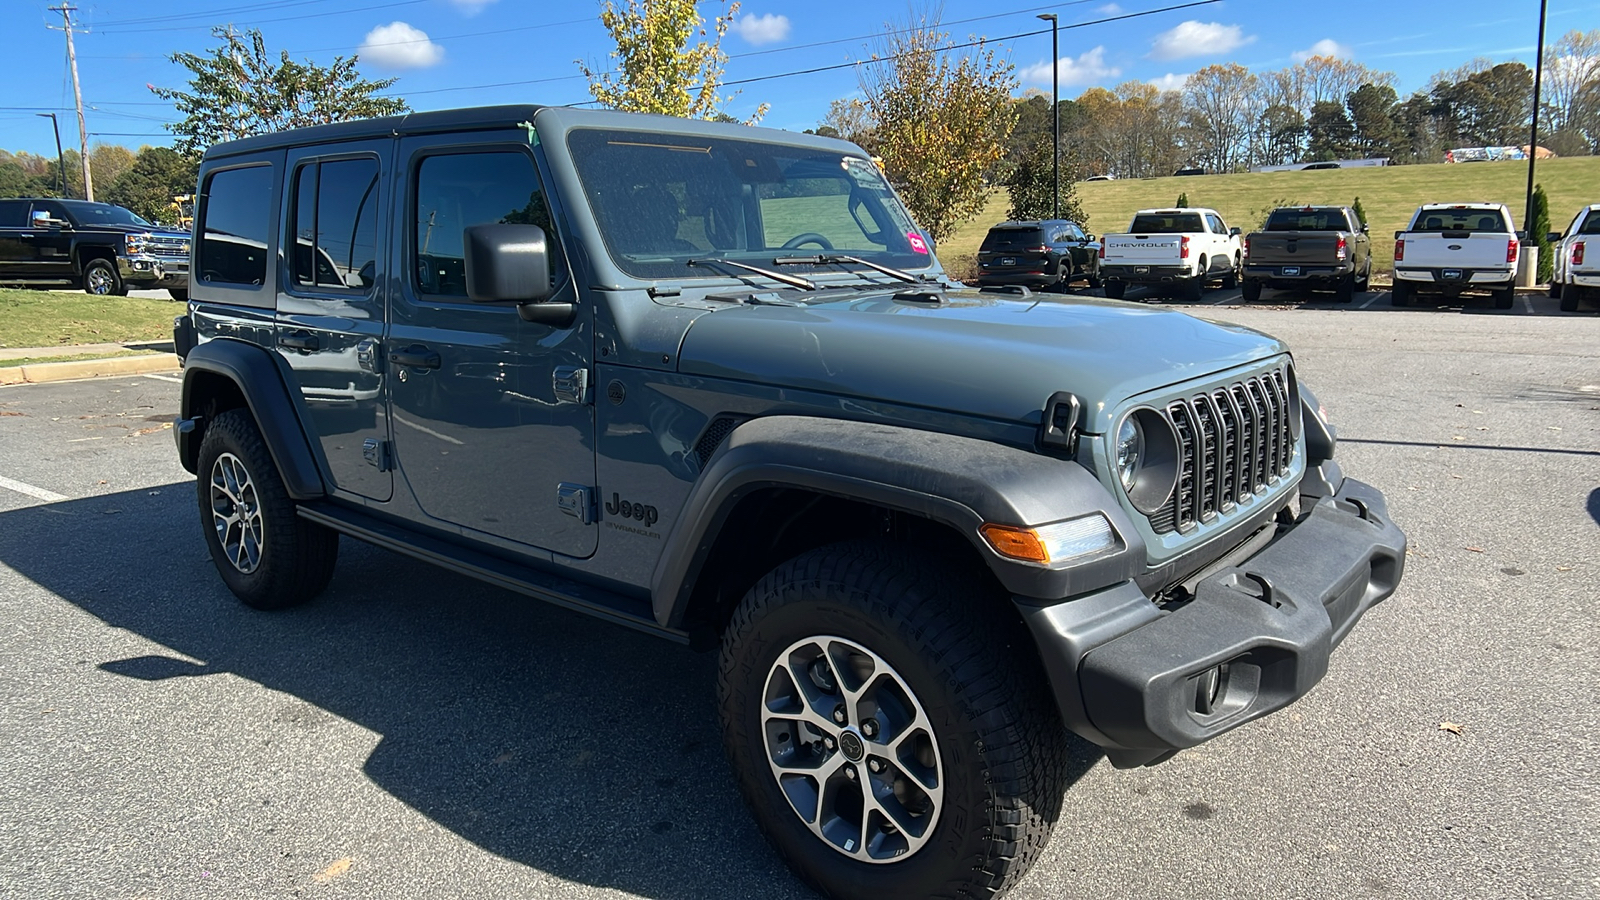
[1147,367,1294,534]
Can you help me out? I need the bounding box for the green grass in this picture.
[938,156,1600,276]
[0,288,179,350]
[0,349,157,368]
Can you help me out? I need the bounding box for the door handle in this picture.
[278,331,319,352]
[390,345,441,369]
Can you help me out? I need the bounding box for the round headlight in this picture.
[1118,408,1181,515]
[1115,416,1143,491]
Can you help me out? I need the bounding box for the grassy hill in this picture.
[938,156,1600,279]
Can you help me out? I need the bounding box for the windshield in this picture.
[566,128,928,279]
[1411,209,1507,233]
[1578,210,1600,235]
[1265,209,1348,232]
[63,202,153,228]
[1129,213,1203,234]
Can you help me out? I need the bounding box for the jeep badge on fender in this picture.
[171,104,1404,900]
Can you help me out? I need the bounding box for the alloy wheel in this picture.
[209,451,264,574]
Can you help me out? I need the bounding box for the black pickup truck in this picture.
[0,198,190,298]
[1241,206,1371,302]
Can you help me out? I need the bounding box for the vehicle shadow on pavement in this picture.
[0,485,1103,898]
[1588,487,1600,528]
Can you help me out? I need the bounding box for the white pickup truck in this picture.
[1098,207,1241,301]
[1391,203,1519,309]
[1549,203,1599,313]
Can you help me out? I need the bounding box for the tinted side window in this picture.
[290,158,380,291]
[0,200,26,227]
[414,151,552,297]
[199,166,274,286]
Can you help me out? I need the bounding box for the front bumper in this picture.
[1018,473,1404,768]
[118,254,189,290]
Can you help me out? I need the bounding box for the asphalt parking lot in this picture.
[1,289,1596,900]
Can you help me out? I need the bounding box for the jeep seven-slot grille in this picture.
[1149,368,1294,534]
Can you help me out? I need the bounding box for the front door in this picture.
[274,141,393,502]
[386,134,597,558]
[29,201,77,279]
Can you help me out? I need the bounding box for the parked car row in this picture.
[976,199,1597,313]
[0,198,191,299]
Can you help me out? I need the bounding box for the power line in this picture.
[93,0,429,35]
[90,0,349,29]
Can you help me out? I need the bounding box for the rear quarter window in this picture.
[198,166,275,287]
[0,200,30,226]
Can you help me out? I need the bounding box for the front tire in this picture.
[718,542,1067,900]
[196,409,338,610]
[82,258,124,296]
[1221,255,1239,289]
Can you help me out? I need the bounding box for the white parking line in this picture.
[1358,292,1382,309]
[1521,294,1534,315]
[143,373,183,384]
[0,474,68,503]
[392,412,465,445]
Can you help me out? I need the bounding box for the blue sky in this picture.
[2,0,1597,157]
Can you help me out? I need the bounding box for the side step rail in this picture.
[297,502,688,644]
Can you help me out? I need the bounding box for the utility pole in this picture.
[48,4,93,200]
[1524,0,1549,242]
[35,113,66,197]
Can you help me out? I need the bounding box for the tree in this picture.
[578,0,765,122]
[1544,30,1600,134]
[1004,137,1084,225]
[1531,184,1553,283]
[1431,63,1533,146]
[154,27,407,157]
[1183,64,1259,173]
[1257,103,1306,165]
[1175,192,1189,208]
[90,144,137,192]
[1347,83,1402,158]
[859,14,1016,244]
[818,98,875,151]
[1351,196,1367,228]
[104,147,199,224]
[1306,100,1354,160]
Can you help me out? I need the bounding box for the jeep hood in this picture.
[675,289,1287,434]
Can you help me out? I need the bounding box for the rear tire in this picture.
[1241,279,1262,303]
[1103,281,1125,299]
[1390,281,1412,307]
[195,409,338,610]
[1494,283,1516,310]
[1559,287,1580,312]
[1334,274,1355,303]
[718,542,1068,900]
[1182,278,1203,302]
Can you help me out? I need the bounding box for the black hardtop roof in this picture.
[205,104,546,158]
[203,104,864,160]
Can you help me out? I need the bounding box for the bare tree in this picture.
[1543,29,1600,132]
[1183,63,1260,172]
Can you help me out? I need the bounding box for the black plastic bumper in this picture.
[1018,475,1404,768]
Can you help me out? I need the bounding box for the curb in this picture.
[0,354,180,386]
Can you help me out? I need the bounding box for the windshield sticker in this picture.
[907,233,929,254]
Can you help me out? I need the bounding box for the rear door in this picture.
[0,200,29,277]
[386,132,597,558]
[275,140,393,502]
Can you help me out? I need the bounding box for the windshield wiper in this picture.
[687,258,817,291]
[772,254,921,284]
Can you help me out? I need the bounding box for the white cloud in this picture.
[448,0,497,14]
[731,13,790,45]
[1292,38,1353,62]
[1096,3,1123,13]
[1148,21,1255,61]
[1150,72,1190,92]
[1019,46,1121,88]
[359,22,444,69]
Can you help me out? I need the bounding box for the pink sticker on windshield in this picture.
[907,233,929,254]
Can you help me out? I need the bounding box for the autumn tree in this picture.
[153,27,407,157]
[1004,136,1084,225]
[1432,62,1533,146]
[1184,63,1259,173]
[859,15,1016,244]
[104,147,200,224]
[90,145,137,193]
[817,98,875,151]
[579,0,765,122]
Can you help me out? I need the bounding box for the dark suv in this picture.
[172,105,1404,900]
[976,219,1101,290]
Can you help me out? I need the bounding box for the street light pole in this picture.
[1524,0,1549,241]
[1038,13,1059,220]
[36,113,66,197]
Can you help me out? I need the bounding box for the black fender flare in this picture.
[177,338,326,500]
[649,416,1147,629]
[1299,383,1336,465]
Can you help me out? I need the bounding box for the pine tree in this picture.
[1175,192,1189,208]
[1352,196,1368,228]
[1531,184,1554,283]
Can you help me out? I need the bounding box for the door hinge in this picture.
[362,438,394,471]
[356,339,379,374]
[556,483,596,525]
[552,366,590,405]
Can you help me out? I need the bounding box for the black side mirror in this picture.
[1547,232,1563,244]
[1229,227,1241,237]
[463,223,574,326]
[1361,222,1370,233]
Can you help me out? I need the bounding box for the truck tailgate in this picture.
[1398,233,1512,270]
[1105,235,1181,264]
[1248,233,1342,265]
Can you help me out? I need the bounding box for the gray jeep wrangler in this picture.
[172,105,1404,899]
